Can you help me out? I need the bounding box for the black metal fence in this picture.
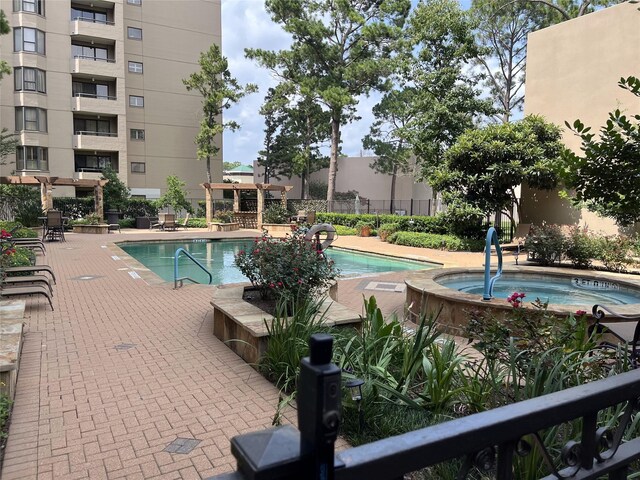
[210,334,640,480]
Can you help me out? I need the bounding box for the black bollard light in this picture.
[298,334,341,480]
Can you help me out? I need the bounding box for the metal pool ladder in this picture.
[174,247,212,289]
[483,227,503,301]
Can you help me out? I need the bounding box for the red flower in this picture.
[575,310,587,316]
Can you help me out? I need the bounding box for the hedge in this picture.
[317,213,448,234]
[388,231,485,252]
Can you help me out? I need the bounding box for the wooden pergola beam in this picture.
[202,183,293,192]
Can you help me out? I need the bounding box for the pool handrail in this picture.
[483,227,503,301]
[174,247,212,289]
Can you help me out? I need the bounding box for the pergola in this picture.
[202,183,293,229]
[0,175,109,219]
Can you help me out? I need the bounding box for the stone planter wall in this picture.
[72,224,110,234]
[208,222,240,232]
[263,223,295,234]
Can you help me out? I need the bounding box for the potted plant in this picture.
[355,221,373,237]
[262,204,294,234]
[209,210,240,231]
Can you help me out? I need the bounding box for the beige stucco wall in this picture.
[523,2,640,233]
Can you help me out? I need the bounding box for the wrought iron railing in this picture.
[73,92,117,100]
[209,334,640,480]
[73,55,116,63]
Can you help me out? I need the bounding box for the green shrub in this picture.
[388,231,484,251]
[187,217,207,228]
[53,197,93,219]
[317,213,449,234]
[0,221,37,238]
[118,218,135,229]
[9,246,34,267]
[377,222,400,242]
[524,224,565,266]
[598,235,633,272]
[334,225,357,236]
[0,393,12,440]
[121,198,158,218]
[439,203,485,239]
[71,213,102,225]
[565,226,601,269]
[213,210,235,223]
[0,185,41,226]
[263,204,290,224]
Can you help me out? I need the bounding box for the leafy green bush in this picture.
[0,221,37,238]
[377,223,400,242]
[439,203,485,239]
[388,231,484,251]
[565,226,601,269]
[317,213,449,234]
[0,393,12,440]
[0,185,41,226]
[213,210,235,223]
[355,221,374,237]
[187,217,207,228]
[71,213,102,225]
[53,197,93,219]
[121,198,158,218]
[334,225,357,236]
[235,230,339,304]
[524,224,565,266]
[118,218,135,229]
[263,204,290,224]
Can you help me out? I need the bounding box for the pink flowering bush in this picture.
[506,292,525,308]
[234,229,339,303]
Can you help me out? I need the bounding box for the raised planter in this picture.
[262,223,295,234]
[211,283,358,364]
[72,224,109,234]
[208,222,240,232]
[0,300,25,400]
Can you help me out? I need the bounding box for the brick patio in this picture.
[1,229,491,479]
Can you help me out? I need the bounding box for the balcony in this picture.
[73,169,104,181]
[71,93,124,115]
[72,131,120,151]
[70,18,118,42]
[71,56,119,78]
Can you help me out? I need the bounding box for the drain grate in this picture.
[164,437,201,454]
[114,343,137,351]
[71,275,103,281]
[364,281,405,293]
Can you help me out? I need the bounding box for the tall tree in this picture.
[399,0,494,182]
[247,0,411,208]
[183,44,257,182]
[520,0,624,21]
[472,0,547,123]
[362,88,415,212]
[258,86,330,198]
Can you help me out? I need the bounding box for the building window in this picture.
[14,27,46,54]
[127,27,142,40]
[75,153,117,172]
[74,117,114,136]
[72,81,110,99]
[128,61,143,74]
[71,7,108,24]
[127,0,142,5]
[72,44,110,62]
[16,146,48,171]
[15,107,47,132]
[130,129,145,140]
[129,95,144,107]
[13,0,44,15]
[14,67,46,93]
[131,162,145,173]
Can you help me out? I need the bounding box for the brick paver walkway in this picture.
[2,229,494,479]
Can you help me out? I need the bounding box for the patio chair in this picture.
[3,273,54,295]
[151,213,168,230]
[0,284,54,310]
[4,265,56,284]
[8,238,46,255]
[45,210,65,242]
[178,213,190,230]
[590,304,640,368]
[163,214,178,231]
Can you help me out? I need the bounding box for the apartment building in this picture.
[0,0,222,199]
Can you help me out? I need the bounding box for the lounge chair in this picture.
[0,284,54,310]
[9,238,46,255]
[3,274,54,295]
[3,265,56,284]
[590,304,640,368]
[178,213,190,230]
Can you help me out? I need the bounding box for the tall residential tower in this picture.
[0,0,222,199]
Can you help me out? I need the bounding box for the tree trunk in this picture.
[327,114,340,211]
[390,163,397,214]
[206,156,211,183]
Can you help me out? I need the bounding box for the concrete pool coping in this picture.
[405,266,640,335]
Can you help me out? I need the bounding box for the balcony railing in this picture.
[73,93,117,101]
[72,17,115,26]
[74,130,117,137]
[210,334,640,480]
[73,55,115,63]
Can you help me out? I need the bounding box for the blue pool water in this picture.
[439,273,640,306]
[118,239,435,285]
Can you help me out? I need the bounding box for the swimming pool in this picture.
[118,239,436,285]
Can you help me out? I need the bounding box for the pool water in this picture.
[439,274,640,306]
[118,239,434,285]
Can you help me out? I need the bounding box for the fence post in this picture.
[410,198,414,216]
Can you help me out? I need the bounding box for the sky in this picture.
[220,0,472,166]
